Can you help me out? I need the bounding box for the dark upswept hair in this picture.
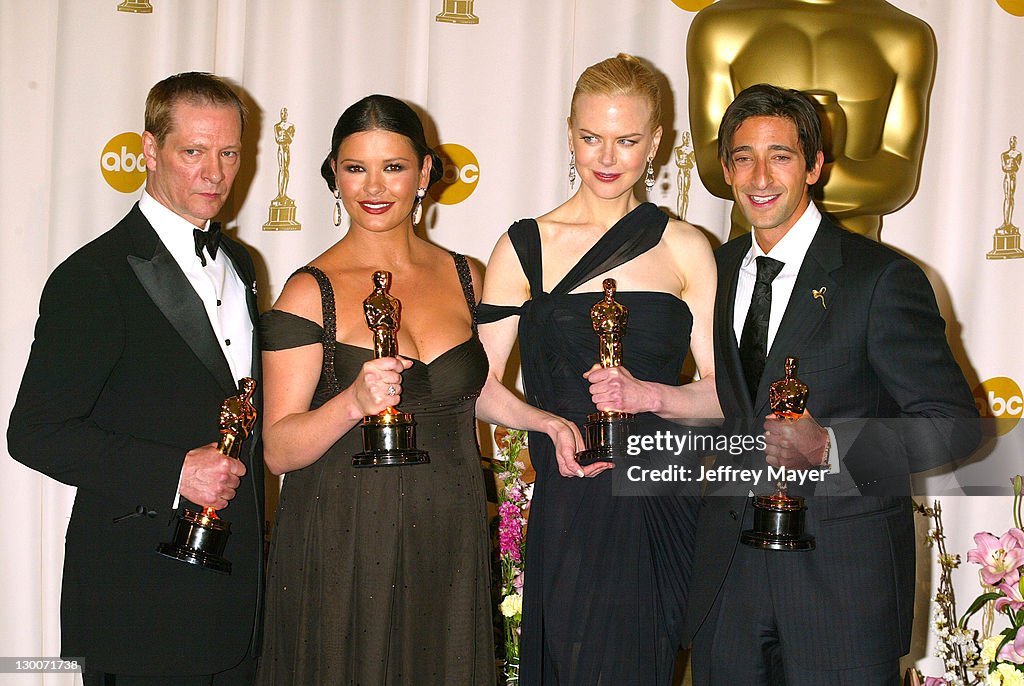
[717,83,823,174]
[320,94,443,192]
[145,72,247,145]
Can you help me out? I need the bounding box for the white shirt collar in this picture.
[742,201,822,269]
[139,189,212,267]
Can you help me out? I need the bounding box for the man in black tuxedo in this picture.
[684,84,979,685]
[8,73,263,685]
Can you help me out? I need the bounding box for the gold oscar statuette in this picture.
[435,0,479,24]
[352,271,429,467]
[263,107,301,231]
[674,131,696,221]
[988,135,1024,260]
[157,378,258,574]
[740,357,816,551]
[576,278,635,466]
[117,0,153,13]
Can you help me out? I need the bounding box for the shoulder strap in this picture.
[449,252,477,332]
[291,265,341,395]
[552,203,668,295]
[507,219,544,295]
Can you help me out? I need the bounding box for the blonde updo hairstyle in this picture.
[569,53,662,132]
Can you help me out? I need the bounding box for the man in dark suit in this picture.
[8,72,263,685]
[684,84,979,685]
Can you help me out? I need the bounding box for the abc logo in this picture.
[973,376,1023,436]
[670,0,714,10]
[997,0,1024,17]
[101,132,147,193]
[429,143,479,205]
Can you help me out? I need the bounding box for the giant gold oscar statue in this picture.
[687,0,936,241]
[263,107,301,231]
[988,135,1024,259]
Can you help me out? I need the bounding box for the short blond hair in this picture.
[569,53,661,131]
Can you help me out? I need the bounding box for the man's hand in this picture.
[179,443,246,510]
[763,410,828,470]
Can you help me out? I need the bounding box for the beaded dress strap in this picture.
[291,265,341,395]
[449,251,478,332]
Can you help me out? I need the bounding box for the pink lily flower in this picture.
[996,578,1024,613]
[998,627,1024,664]
[967,529,1024,586]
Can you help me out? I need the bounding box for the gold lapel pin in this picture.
[812,286,827,309]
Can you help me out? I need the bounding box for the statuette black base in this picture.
[157,509,232,573]
[576,410,634,466]
[353,410,430,467]
[740,493,815,551]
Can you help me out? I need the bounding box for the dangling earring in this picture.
[333,189,343,227]
[412,187,426,226]
[644,158,655,192]
[568,150,577,190]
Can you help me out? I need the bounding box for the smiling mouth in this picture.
[593,172,622,182]
[748,193,780,207]
[359,201,394,214]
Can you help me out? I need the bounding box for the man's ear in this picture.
[141,131,158,172]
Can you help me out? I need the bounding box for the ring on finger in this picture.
[387,384,396,396]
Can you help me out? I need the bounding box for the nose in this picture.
[598,142,616,167]
[364,169,385,195]
[202,154,225,184]
[752,157,771,189]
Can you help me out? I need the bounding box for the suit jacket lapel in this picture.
[125,209,237,396]
[755,218,842,416]
[716,236,755,419]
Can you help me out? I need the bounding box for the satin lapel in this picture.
[126,219,237,397]
[716,238,754,418]
[755,219,841,416]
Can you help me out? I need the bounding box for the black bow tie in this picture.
[193,224,222,267]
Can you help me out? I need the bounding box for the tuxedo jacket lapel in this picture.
[125,212,237,397]
[716,235,755,419]
[755,218,841,417]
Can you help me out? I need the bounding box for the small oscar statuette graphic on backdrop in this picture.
[576,278,635,466]
[740,356,816,551]
[436,0,479,24]
[352,271,429,467]
[674,131,695,221]
[988,135,1024,259]
[263,107,301,231]
[157,378,257,574]
[117,0,153,12]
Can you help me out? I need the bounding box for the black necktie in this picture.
[193,223,222,267]
[739,255,784,403]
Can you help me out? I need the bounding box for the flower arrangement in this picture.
[493,428,533,684]
[912,476,1024,686]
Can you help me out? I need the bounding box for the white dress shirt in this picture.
[139,191,254,504]
[731,202,839,474]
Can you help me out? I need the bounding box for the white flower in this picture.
[500,593,523,618]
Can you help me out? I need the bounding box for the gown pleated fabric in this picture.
[256,254,496,686]
[478,203,699,685]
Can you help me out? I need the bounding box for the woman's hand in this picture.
[583,363,657,415]
[348,356,414,418]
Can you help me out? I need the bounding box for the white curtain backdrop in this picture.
[2,1,1022,682]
